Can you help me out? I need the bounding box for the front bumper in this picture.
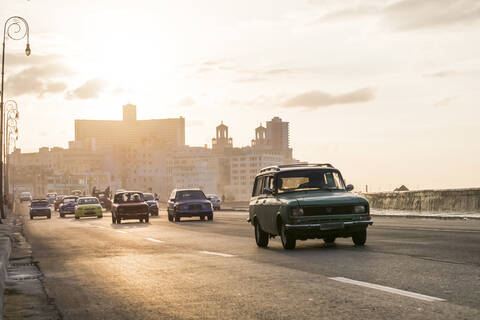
[174,209,212,217]
[60,208,75,214]
[117,212,149,219]
[285,220,373,239]
[148,206,159,214]
[30,210,51,217]
[76,210,102,217]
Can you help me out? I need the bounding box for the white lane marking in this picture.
[330,277,445,302]
[116,230,127,234]
[145,238,163,243]
[199,251,234,257]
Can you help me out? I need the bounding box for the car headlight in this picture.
[291,207,304,216]
[354,205,366,214]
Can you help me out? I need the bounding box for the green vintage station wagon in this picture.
[248,164,373,250]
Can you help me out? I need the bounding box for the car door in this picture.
[167,190,176,214]
[256,175,278,234]
[263,174,282,235]
[249,176,263,222]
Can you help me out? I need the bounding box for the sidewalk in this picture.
[221,206,480,220]
[0,209,15,320]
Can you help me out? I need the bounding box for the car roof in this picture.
[174,188,202,192]
[78,196,97,199]
[32,199,48,202]
[257,163,338,176]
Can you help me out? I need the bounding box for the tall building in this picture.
[266,116,290,153]
[75,104,185,150]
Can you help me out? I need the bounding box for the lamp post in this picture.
[1,16,30,219]
[5,100,18,208]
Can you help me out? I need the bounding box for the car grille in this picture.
[302,205,355,216]
[188,204,203,211]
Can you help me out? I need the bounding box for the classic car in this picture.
[46,192,57,205]
[59,196,79,217]
[19,192,32,202]
[206,194,221,210]
[75,197,103,219]
[143,193,159,216]
[30,200,51,219]
[248,164,372,250]
[111,191,149,224]
[167,189,213,222]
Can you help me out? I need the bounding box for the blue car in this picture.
[167,189,213,222]
[59,196,79,217]
[143,193,159,216]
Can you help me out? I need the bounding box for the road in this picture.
[17,203,480,319]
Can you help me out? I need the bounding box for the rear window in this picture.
[63,197,78,203]
[115,192,144,203]
[176,190,206,200]
[143,193,154,201]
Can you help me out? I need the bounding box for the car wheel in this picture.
[168,213,173,222]
[30,215,33,220]
[60,213,64,218]
[323,236,336,244]
[207,214,213,221]
[117,217,121,224]
[145,215,149,223]
[280,222,296,250]
[140,218,144,223]
[48,215,51,219]
[200,215,205,220]
[254,219,269,248]
[75,216,80,220]
[97,215,103,219]
[174,216,180,222]
[352,229,367,246]
[112,215,115,223]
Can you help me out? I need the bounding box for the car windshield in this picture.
[176,190,206,200]
[207,195,218,200]
[143,193,154,201]
[78,198,99,205]
[31,201,48,207]
[63,197,78,203]
[116,192,144,203]
[277,170,346,194]
[21,192,30,196]
[47,193,56,197]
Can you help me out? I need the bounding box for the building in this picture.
[75,104,185,151]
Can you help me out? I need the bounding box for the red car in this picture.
[111,191,149,224]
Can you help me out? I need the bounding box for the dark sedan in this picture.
[143,193,159,216]
[30,200,51,219]
[167,189,213,222]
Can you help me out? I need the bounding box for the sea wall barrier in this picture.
[364,188,480,212]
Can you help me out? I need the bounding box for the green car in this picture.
[75,197,103,219]
[248,163,372,250]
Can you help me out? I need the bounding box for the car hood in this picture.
[146,200,157,206]
[176,199,211,205]
[31,206,50,210]
[62,202,76,207]
[280,190,368,207]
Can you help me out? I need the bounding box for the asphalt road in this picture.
[18,203,480,319]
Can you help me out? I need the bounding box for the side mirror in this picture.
[346,184,354,192]
[264,187,274,195]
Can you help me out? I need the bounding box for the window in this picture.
[252,176,264,197]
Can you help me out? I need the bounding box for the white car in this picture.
[206,194,221,210]
[19,192,32,202]
[46,193,57,205]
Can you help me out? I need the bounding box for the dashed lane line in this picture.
[330,277,445,302]
[199,251,235,257]
[145,238,164,243]
[116,230,127,234]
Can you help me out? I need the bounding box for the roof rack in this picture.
[259,163,334,173]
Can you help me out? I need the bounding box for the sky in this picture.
[1,0,479,191]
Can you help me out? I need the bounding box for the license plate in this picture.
[320,222,344,230]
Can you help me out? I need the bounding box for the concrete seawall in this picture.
[364,188,480,212]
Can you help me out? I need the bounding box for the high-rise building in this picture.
[75,104,185,150]
[266,116,289,151]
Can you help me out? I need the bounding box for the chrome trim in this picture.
[285,220,373,229]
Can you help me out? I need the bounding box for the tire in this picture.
[254,219,269,248]
[117,217,121,224]
[97,215,102,219]
[280,222,296,250]
[324,236,336,244]
[352,229,367,246]
[75,216,80,220]
[168,213,173,222]
[60,213,64,218]
[140,218,144,223]
[207,214,213,221]
[112,215,115,223]
[47,215,51,219]
[200,215,205,220]
[174,216,180,222]
[30,215,33,220]
[145,215,149,223]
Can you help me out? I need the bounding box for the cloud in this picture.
[423,70,456,78]
[318,5,379,22]
[434,96,457,107]
[383,0,480,30]
[66,78,107,100]
[187,119,204,127]
[6,53,65,67]
[5,63,71,97]
[179,97,196,107]
[282,87,375,108]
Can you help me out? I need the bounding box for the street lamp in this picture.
[0,16,30,219]
[5,100,19,207]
